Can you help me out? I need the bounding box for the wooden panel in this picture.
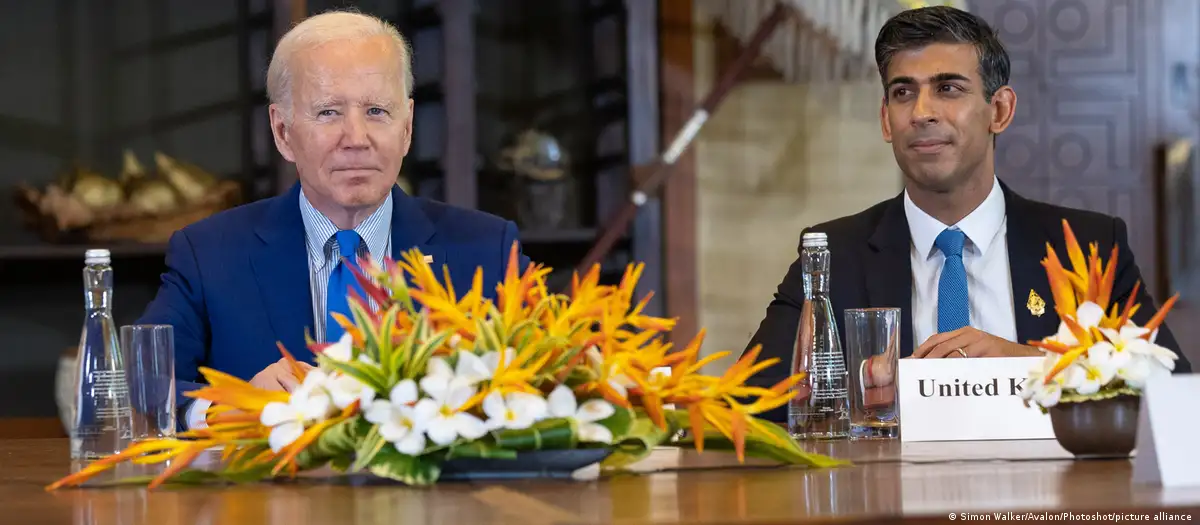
[0,418,65,439]
[659,0,698,340]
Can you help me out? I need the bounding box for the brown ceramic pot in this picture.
[1048,394,1140,459]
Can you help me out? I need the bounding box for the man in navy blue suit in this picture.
[137,11,528,430]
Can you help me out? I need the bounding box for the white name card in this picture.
[898,357,1054,442]
[1133,373,1200,487]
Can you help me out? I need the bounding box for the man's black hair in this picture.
[875,6,1010,102]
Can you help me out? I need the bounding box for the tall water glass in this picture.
[844,308,900,439]
[121,325,175,440]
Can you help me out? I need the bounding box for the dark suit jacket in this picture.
[136,182,529,426]
[747,182,1192,422]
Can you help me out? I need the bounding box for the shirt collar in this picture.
[903,176,1006,259]
[299,188,393,269]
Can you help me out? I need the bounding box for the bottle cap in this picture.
[802,232,828,248]
[85,249,111,265]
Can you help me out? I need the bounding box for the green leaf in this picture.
[446,441,519,460]
[367,445,441,486]
[330,455,353,472]
[350,424,388,472]
[475,316,504,353]
[349,299,383,361]
[1058,385,1140,404]
[324,358,388,393]
[374,305,400,371]
[596,406,635,442]
[311,417,366,457]
[492,418,578,450]
[405,326,452,379]
[390,315,421,382]
[661,409,850,469]
[600,413,672,470]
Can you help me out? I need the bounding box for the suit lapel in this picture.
[866,194,916,356]
[1002,185,1061,343]
[250,183,315,363]
[389,185,442,270]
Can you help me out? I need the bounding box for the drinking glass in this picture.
[844,308,900,439]
[120,324,175,440]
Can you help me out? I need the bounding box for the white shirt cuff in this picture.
[186,398,212,430]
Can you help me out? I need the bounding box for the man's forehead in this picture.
[887,43,979,81]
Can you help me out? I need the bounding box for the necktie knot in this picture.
[935,228,965,258]
[335,230,361,260]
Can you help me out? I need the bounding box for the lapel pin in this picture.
[1027,289,1046,317]
[424,255,434,264]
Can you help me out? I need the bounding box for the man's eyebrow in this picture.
[311,97,341,109]
[886,72,972,89]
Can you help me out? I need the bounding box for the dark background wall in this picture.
[0,0,648,426]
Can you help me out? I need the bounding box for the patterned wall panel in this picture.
[972,0,1163,287]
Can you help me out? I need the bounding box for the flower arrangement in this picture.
[1019,220,1180,411]
[48,246,846,490]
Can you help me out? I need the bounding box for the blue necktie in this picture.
[326,230,366,343]
[935,228,969,333]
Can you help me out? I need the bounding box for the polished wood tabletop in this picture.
[5,438,1199,524]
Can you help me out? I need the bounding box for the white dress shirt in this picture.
[187,189,394,430]
[904,176,1017,349]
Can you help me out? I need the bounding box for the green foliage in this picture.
[493,418,578,451]
[367,445,441,485]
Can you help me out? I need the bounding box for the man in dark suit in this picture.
[137,11,528,430]
[747,6,1191,421]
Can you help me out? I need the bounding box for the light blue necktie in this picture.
[935,228,969,333]
[326,230,366,343]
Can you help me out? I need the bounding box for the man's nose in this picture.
[911,89,938,126]
[341,112,370,147]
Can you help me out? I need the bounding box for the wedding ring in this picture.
[956,348,968,358]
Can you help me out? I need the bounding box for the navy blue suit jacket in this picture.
[136,183,528,423]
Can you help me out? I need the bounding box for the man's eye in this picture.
[892,88,911,98]
[318,109,337,117]
[367,107,388,116]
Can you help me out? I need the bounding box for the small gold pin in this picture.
[1027,289,1046,317]
[423,255,434,264]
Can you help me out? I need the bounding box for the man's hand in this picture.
[913,327,1042,359]
[249,358,313,392]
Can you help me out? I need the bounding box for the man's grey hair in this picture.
[267,10,414,121]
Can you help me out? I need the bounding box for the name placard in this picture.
[1133,373,1200,487]
[898,357,1053,442]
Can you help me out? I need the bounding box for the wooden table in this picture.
[5,438,1199,524]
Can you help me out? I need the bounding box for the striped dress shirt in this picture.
[299,188,393,342]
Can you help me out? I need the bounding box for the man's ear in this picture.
[269,104,296,162]
[988,86,1017,135]
[880,96,893,144]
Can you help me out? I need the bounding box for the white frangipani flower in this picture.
[321,333,355,362]
[482,391,548,430]
[1021,354,1065,408]
[547,385,615,443]
[426,350,492,386]
[325,372,377,411]
[364,379,428,455]
[1063,350,1117,396]
[1050,301,1105,346]
[259,370,336,452]
[415,374,487,446]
